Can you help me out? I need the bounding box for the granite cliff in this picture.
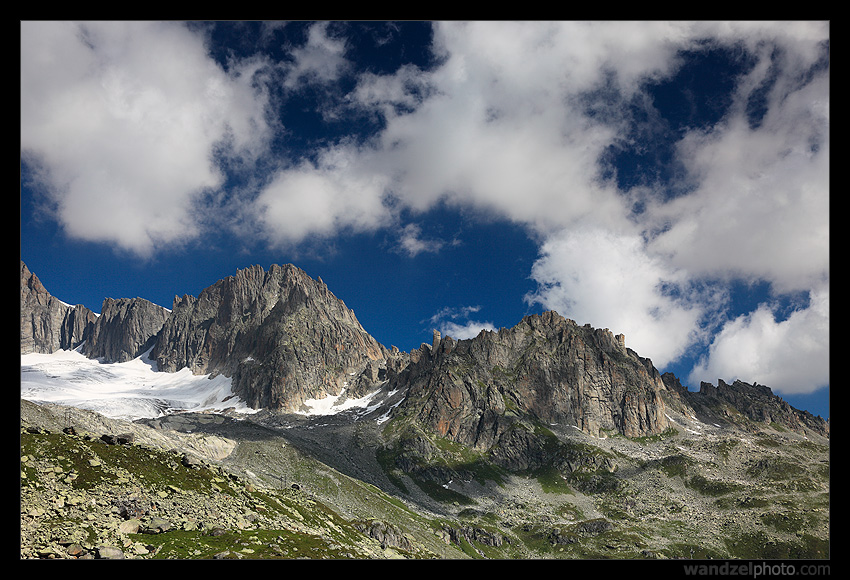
[377,311,695,481]
[662,373,829,438]
[151,264,389,413]
[83,297,171,363]
[392,312,675,440]
[20,261,97,355]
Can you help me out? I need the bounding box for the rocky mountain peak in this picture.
[381,310,678,476]
[20,261,96,354]
[21,259,827,445]
[82,297,171,363]
[152,263,388,412]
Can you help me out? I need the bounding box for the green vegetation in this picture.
[535,465,574,494]
[724,531,830,560]
[20,428,449,559]
[21,397,830,560]
[658,453,692,478]
[685,474,741,497]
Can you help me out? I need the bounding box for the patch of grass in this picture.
[754,434,781,448]
[629,427,679,444]
[568,469,621,495]
[685,475,740,497]
[535,466,574,494]
[714,438,740,460]
[658,454,691,478]
[375,446,410,494]
[761,511,807,534]
[136,528,370,559]
[411,477,475,505]
[664,542,727,560]
[746,458,805,481]
[724,530,829,560]
[512,522,558,557]
[21,430,240,496]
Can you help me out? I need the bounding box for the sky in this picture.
[20,21,829,420]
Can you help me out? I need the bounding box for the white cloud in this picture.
[21,21,272,257]
[438,320,497,341]
[429,305,483,324]
[395,223,445,257]
[645,62,829,294]
[428,305,495,340]
[20,21,828,395]
[688,284,829,395]
[251,144,393,247]
[282,22,349,89]
[526,227,712,368]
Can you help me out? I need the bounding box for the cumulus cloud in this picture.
[428,305,496,340]
[645,58,829,294]
[21,21,828,392]
[526,227,713,368]
[282,21,350,89]
[251,144,393,247]
[21,21,272,257]
[688,285,829,395]
[394,223,447,257]
[438,320,497,341]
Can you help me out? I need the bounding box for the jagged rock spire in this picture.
[151,263,389,412]
[20,261,96,354]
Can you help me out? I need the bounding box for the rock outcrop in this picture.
[152,264,389,412]
[20,261,96,354]
[82,297,171,363]
[381,311,682,475]
[662,373,829,438]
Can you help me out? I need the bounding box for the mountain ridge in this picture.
[19,259,828,439]
[19,259,831,560]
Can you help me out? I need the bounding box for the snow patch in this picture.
[20,348,257,421]
[296,387,383,417]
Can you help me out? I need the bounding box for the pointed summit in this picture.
[152,264,388,412]
[20,261,96,354]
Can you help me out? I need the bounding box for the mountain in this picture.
[378,313,677,478]
[662,373,829,438]
[19,259,828,439]
[20,261,96,354]
[19,260,830,560]
[82,297,171,363]
[151,263,390,412]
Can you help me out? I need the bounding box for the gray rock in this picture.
[355,520,415,552]
[95,546,125,559]
[152,264,389,412]
[82,296,170,363]
[142,518,172,534]
[20,261,96,354]
[389,311,677,445]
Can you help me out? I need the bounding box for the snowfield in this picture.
[20,347,385,422]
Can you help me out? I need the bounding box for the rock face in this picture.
[383,311,678,472]
[20,261,96,354]
[662,373,829,438]
[151,264,388,412]
[82,297,171,363]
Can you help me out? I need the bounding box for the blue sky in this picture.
[20,21,829,419]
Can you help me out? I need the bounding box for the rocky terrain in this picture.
[20,393,829,560]
[20,260,830,560]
